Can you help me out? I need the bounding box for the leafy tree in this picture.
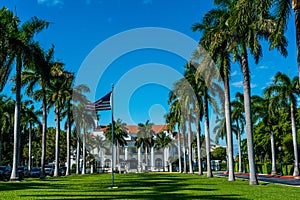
[212,146,227,162]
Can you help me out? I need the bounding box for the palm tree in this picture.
[48,69,76,177]
[8,12,49,181]
[62,77,90,176]
[192,3,235,180]
[265,72,299,176]
[21,44,61,178]
[135,120,155,171]
[155,131,172,172]
[105,119,128,172]
[171,77,198,174]
[165,96,183,173]
[195,0,287,185]
[231,92,245,173]
[73,103,95,175]
[184,63,204,175]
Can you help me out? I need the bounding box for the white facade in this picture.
[90,125,177,173]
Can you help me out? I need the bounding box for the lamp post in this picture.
[278,146,283,176]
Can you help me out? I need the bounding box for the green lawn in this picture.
[0,173,299,199]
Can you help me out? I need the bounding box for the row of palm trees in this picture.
[165,0,300,185]
[0,7,97,180]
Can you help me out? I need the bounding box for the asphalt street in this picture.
[216,173,300,186]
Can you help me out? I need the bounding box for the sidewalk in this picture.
[216,172,300,187]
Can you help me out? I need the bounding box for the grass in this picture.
[0,173,299,199]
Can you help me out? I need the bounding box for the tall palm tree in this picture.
[192,3,235,180]
[165,96,183,173]
[265,72,299,176]
[195,0,287,185]
[73,103,95,175]
[155,131,172,172]
[8,12,49,181]
[171,78,196,174]
[62,77,90,176]
[48,69,75,177]
[231,92,245,173]
[135,120,155,170]
[22,44,61,178]
[184,63,205,175]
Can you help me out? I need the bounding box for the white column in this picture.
[164,148,168,172]
[125,146,128,161]
[151,147,154,171]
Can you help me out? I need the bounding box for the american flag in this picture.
[86,91,112,111]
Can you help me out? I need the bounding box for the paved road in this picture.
[216,173,300,186]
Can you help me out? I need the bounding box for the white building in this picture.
[90,124,178,173]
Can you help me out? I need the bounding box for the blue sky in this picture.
[1,0,299,145]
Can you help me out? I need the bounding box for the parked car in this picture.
[45,164,54,177]
[29,168,41,178]
[18,166,29,178]
[0,166,11,181]
[59,166,67,176]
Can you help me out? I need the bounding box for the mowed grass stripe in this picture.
[0,173,299,199]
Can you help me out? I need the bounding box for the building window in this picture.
[104,159,111,168]
[155,158,162,168]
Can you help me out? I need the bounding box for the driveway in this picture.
[216,173,300,186]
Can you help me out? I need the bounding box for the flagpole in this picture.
[111,84,116,188]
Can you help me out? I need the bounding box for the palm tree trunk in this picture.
[270,127,277,175]
[28,123,32,171]
[76,131,81,174]
[188,114,193,174]
[204,95,213,178]
[82,130,86,175]
[291,104,299,176]
[177,130,182,173]
[237,120,242,173]
[196,118,203,175]
[10,56,21,181]
[40,92,47,178]
[54,106,60,177]
[224,73,235,181]
[182,125,187,174]
[241,52,258,185]
[66,110,71,176]
[138,147,141,172]
[292,1,300,84]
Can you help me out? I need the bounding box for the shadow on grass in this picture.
[17,173,248,199]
